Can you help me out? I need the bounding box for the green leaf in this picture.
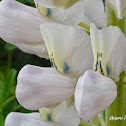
[26,0,34,3]
[0,71,4,81]
[2,95,16,117]
[16,0,26,4]
[0,81,4,109]
[3,69,17,100]
[0,40,7,58]
[5,43,16,51]
[0,113,4,126]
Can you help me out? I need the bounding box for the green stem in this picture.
[13,105,22,112]
[78,22,90,34]
[106,1,126,126]
[80,120,93,126]
[98,113,105,126]
[106,72,126,126]
[106,0,126,36]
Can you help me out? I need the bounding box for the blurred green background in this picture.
[0,0,50,125]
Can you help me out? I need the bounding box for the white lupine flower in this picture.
[40,23,93,77]
[75,70,117,121]
[0,0,106,58]
[16,23,93,123]
[16,65,75,110]
[82,0,106,28]
[0,0,83,58]
[34,0,80,8]
[108,0,126,19]
[5,102,80,126]
[36,0,106,28]
[5,112,60,126]
[16,25,93,108]
[90,24,126,78]
[75,23,126,121]
[0,0,49,58]
[36,0,85,26]
[16,64,117,122]
[39,101,80,126]
[15,22,126,122]
[2,0,126,125]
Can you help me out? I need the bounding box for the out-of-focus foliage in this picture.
[0,0,50,125]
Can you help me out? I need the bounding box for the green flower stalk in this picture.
[107,0,126,36]
[106,0,126,126]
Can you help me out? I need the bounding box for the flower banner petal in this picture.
[108,0,126,19]
[90,24,126,78]
[83,0,106,28]
[41,23,93,77]
[16,43,48,58]
[37,0,85,26]
[0,0,49,57]
[108,31,126,78]
[5,112,57,126]
[34,0,79,8]
[75,70,117,121]
[53,101,80,126]
[16,65,75,110]
[39,101,80,126]
[34,0,56,8]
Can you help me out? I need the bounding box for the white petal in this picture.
[5,112,57,126]
[16,65,75,110]
[16,42,49,58]
[0,0,49,57]
[35,0,79,8]
[90,24,126,78]
[37,0,85,26]
[108,0,126,19]
[53,101,80,126]
[83,0,106,28]
[75,70,117,121]
[39,101,80,126]
[35,0,56,8]
[108,31,126,78]
[41,23,93,77]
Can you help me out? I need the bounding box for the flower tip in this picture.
[4,112,16,126]
[75,70,117,121]
[16,65,75,111]
[108,0,126,19]
[117,12,123,19]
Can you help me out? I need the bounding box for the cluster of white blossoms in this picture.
[0,0,126,126]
